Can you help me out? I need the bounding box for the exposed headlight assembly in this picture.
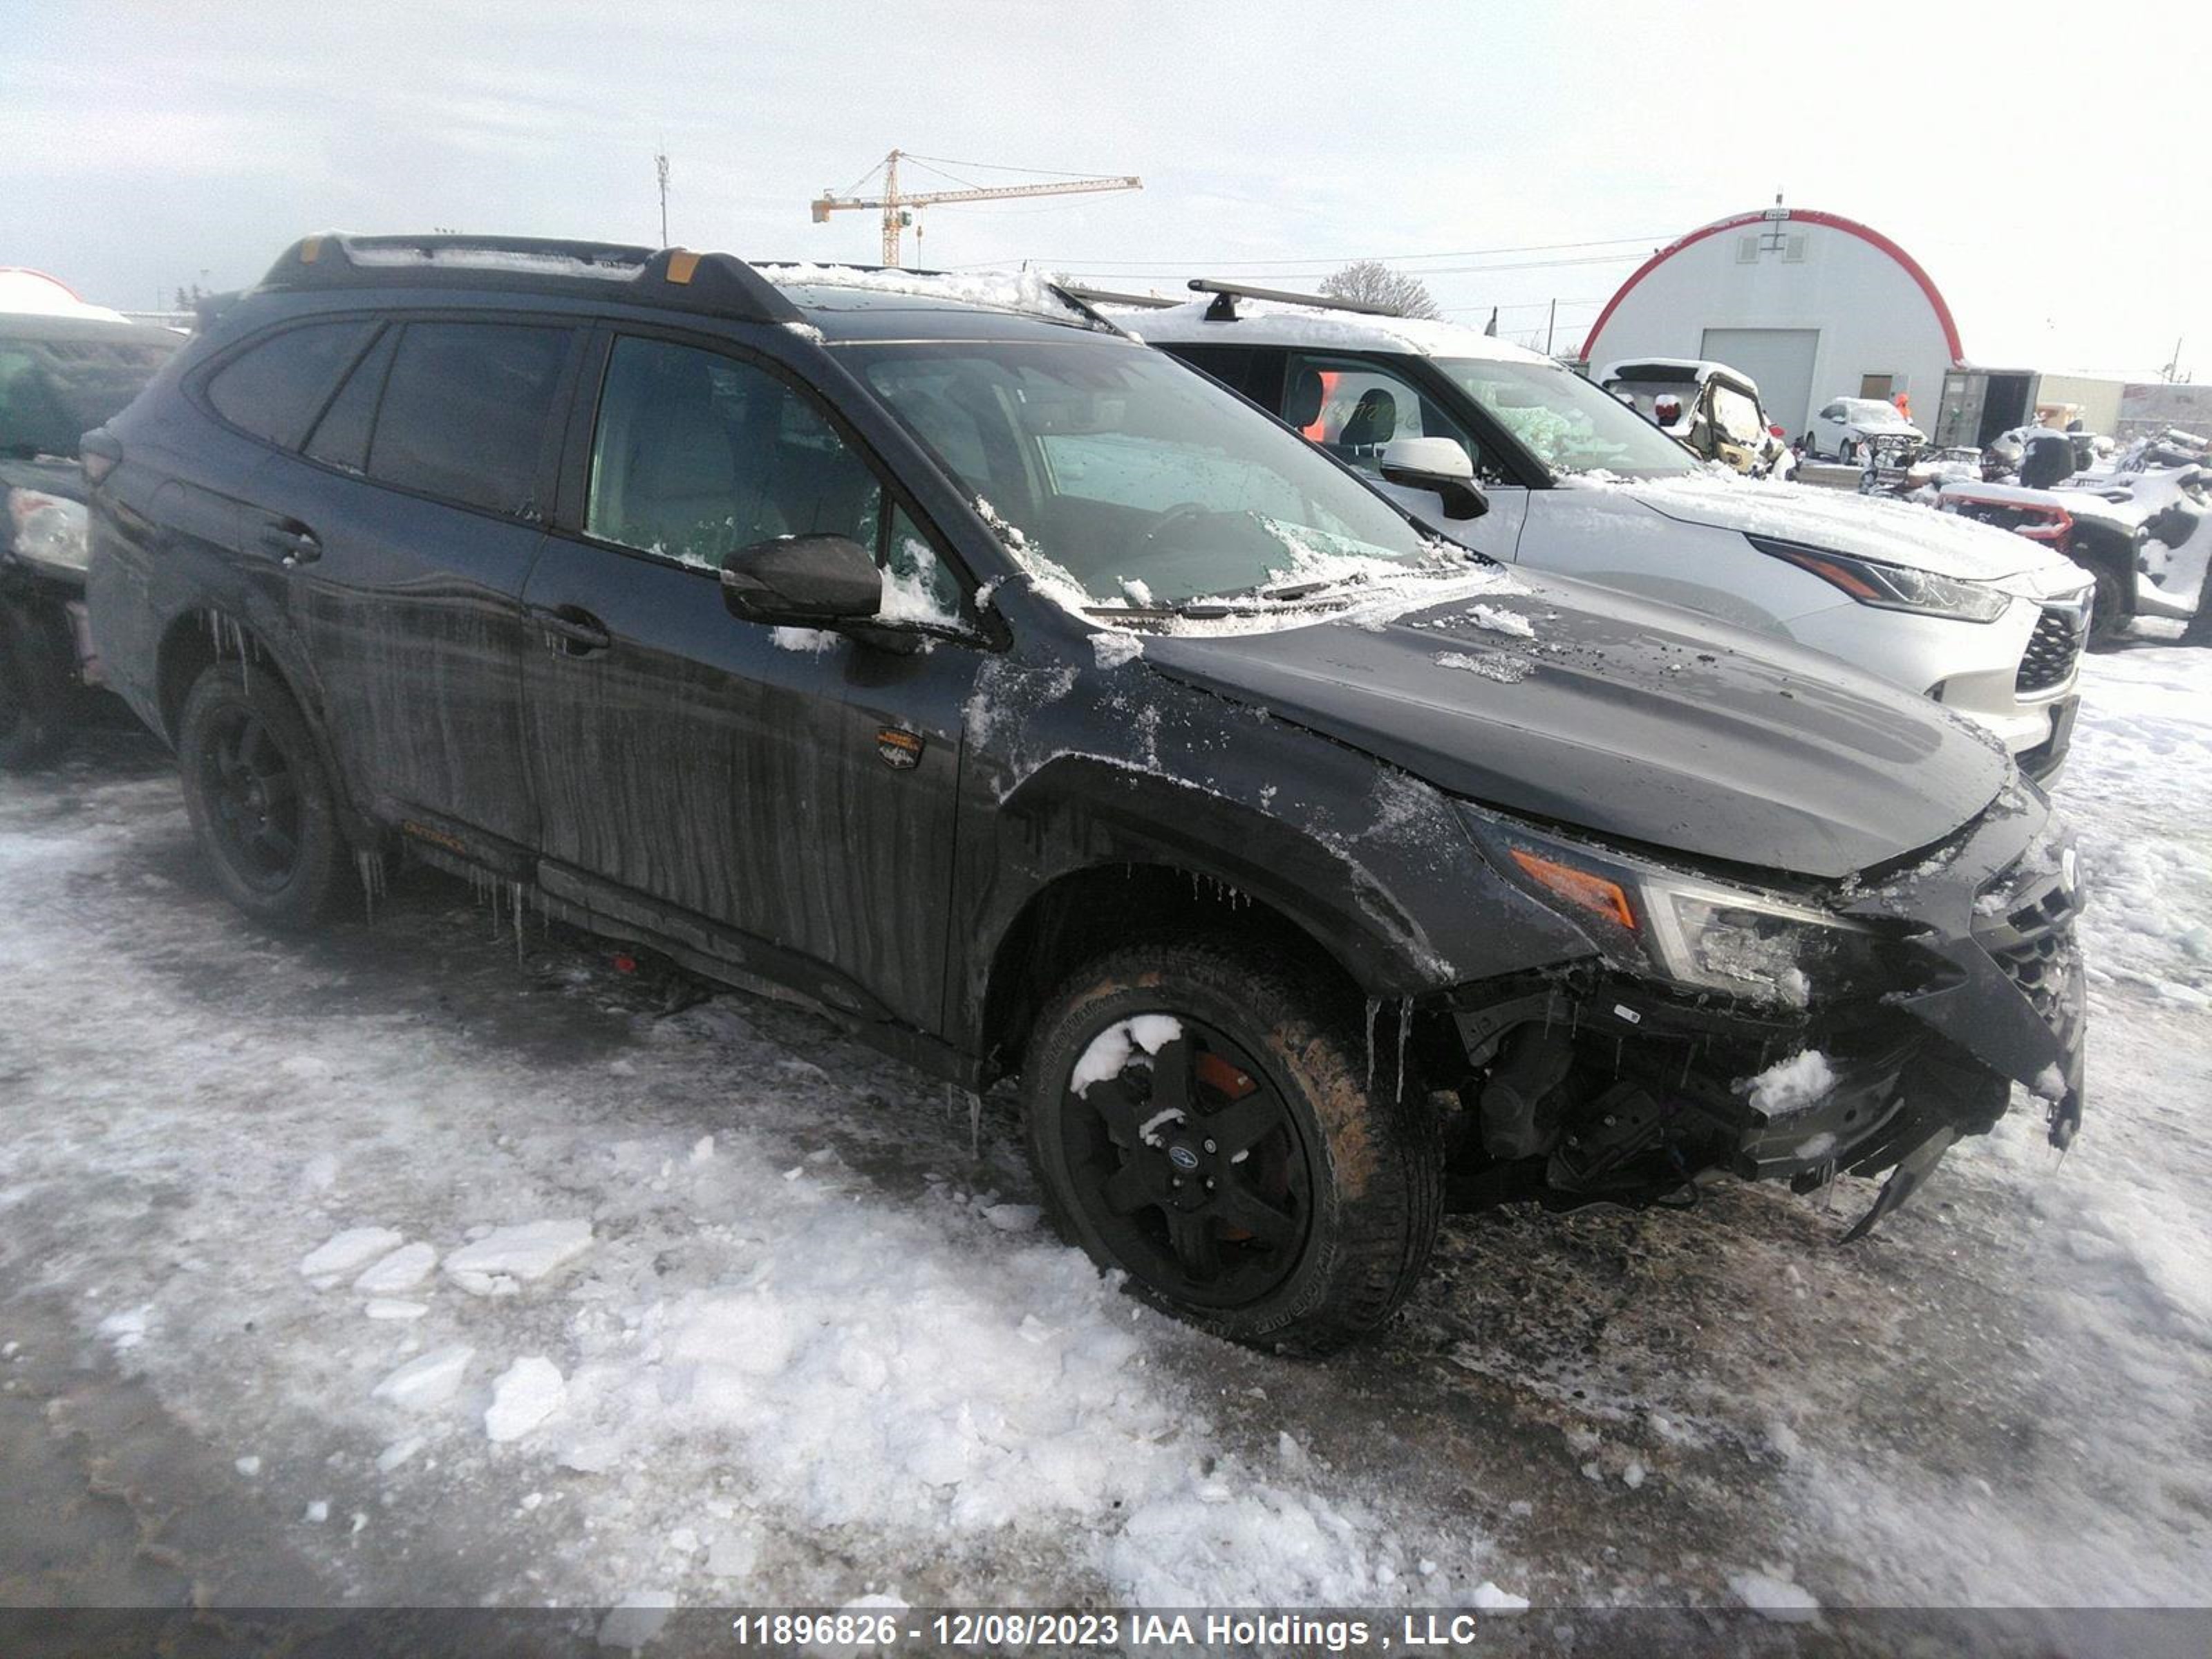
[6,489,91,579]
[1749,534,2011,623]
[1465,807,1888,1009]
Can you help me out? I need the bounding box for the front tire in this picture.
[176,662,343,930]
[1022,939,1442,1354]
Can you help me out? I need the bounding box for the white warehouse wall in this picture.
[1584,209,1962,439]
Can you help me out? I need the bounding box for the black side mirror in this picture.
[1378,463,1489,521]
[720,534,882,625]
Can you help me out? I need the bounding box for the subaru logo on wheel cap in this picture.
[1168,1144,1200,1171]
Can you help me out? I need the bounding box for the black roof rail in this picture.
[1186,277,1400,322]
[1062,284,1179,310]
[254,233,805,326]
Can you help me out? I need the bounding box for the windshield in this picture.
[1841,398,1904,424]
[845,339,1450,606]
[0,332,178,458]
[1436,358,1696,479]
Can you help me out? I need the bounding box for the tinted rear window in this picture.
[366,323,572,518]
[205,321,375,449]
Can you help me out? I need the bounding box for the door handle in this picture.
[530,605,612,655]
[256,521,321,567]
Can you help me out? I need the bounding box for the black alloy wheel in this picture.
[176,660,343,929]
[1058,1020,1313,1310]
[194,704,303,887]
[1024,939,1443,1353]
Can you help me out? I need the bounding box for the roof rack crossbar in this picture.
[1187,277,1401,321]
[256,232,805,327]
[1062,284,1179,310]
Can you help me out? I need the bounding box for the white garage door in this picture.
[1700,328,1819,438]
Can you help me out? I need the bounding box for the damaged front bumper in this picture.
[1446,786,2087,1232]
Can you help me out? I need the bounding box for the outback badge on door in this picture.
[876,727,924,771]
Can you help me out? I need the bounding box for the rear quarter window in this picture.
[204,320,377,449]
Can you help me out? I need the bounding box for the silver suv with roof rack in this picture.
[1115,281,2095,781]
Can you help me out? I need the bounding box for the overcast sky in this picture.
[6,1,2200,377]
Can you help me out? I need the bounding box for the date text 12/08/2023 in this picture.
[726,1610,1537,1651]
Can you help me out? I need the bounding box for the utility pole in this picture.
[655,147,671,247]
[1545,298,1557,356]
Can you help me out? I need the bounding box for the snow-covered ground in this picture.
[1,646,2207,1627]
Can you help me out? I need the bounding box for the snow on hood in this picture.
[1588,471,2076,584]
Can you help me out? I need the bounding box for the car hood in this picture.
[1589,472,2070,583]
[1141,574,2009,882]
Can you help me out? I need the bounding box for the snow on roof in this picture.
[0,267,129,323]
[1119,296,1551,364]
[756,262,1101,326]
[342,244,640,281]
[1600,357,1759,395]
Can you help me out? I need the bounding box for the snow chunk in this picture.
[1463,603,1537,638]
[770,626,840,654]
[234,1454,261,1477]
[1469,1581,1530,1613]
[596,1591,677,1651]
[98,1306,151,1349]
[1435,648,1534,684]
[982,1203,1041,1233]
[1070,1015,1183,1096]
[363,1299,429,1322]
[485,1356,568,1443]
[1730,1568,1821,1622]
[353,1242,436,1295]
[375,1435,424,1473]
[371,1344,474,1412]
[442,1220,593,1295]
[1745,1051,1837,1117]
[1092,631,1145,668]
[300,1227,404,1280]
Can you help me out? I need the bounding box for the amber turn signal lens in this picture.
[1509,848,1637,930]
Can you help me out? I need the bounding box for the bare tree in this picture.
[1320,260,1440,320]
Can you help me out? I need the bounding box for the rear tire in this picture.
[0,597,72,771]
[1022,939,1442,1355]
[176,662,343,930]
[2084,562,2128,648]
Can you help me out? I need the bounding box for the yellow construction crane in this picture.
[810,149,1141,268]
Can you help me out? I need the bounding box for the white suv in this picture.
[1119,285,2093,779]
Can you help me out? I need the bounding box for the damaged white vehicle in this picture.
[1117,282,2095,779]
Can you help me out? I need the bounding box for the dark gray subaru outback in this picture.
[86,235,2084,1351]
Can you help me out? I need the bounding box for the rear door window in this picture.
[205,320,376,449]
[367,322,574,520]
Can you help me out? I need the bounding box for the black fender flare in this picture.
[963,752,1594,1053]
